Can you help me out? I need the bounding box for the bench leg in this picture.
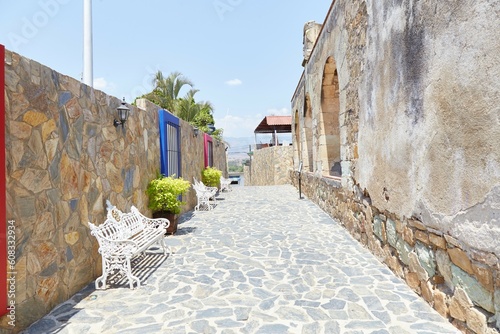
[160,237,170,255]
[125,257,140,289]
[96,255,141,289]
[95,256,111,289]
[95,273,108,290]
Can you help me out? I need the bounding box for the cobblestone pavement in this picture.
[24,185,459,334]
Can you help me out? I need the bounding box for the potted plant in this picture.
[202,166,222,188]
[146,175,191,234]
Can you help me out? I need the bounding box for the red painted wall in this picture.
[0,44,7,316]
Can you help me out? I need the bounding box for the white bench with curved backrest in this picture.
[193,178,218,211]
[219,176,232,192]
[89,203,170,289]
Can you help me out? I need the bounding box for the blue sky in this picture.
[0,0,331,138]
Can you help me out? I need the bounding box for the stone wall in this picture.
[2,50,228,332]
[135,99,227,213]
[2,50,161,331]
[179,119,227,210]
[291,0,500,332]
[244,146,292,186]
[291,171,499,333]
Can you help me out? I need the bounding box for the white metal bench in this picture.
[89,203,170,289]
[220,176,232,192]
[193,178,218,211]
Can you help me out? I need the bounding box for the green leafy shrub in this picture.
[202,167,222,187]
[146,175,191,214]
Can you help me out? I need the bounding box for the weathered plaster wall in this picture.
[245,146,292,186]
[357,0,500,256]
[3,50,161,331]
[292,0,500,332]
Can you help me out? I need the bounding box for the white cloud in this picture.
[214,107,291,138]
[93,77,116,92]
[266,107,290,116]
[225,78,243,86]
[215,114,261,138]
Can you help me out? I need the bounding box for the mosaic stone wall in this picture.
[179,119,228,210]
[135,99,228,214]
[2,52,230,332]
[2,50,163,331]
[2,51,229,332]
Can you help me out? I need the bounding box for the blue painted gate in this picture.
[158,110,181,177]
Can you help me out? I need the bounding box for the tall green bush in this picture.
[146,175,191,214]
[202,167,222,187]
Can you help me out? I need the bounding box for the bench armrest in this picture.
[131,206,170,230]
[89,228,139,256]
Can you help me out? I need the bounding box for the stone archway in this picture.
[303,94,314,172]
[293,109,301,168]
[319,56,341,176]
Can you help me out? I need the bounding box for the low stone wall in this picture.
[290,171,500,333]
[245,146,292,186]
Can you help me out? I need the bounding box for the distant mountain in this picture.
[224,137,254,160]
[223,134,293,161]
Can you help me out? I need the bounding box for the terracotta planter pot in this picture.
[152,211,178,235]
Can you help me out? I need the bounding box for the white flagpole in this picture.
[83,0,93,87]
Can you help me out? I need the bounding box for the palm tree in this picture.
[137,70,223,139]
[175,89,200,122]
[142,71,194,113]
[192,101,215,126]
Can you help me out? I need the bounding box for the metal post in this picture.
[298,162,303,199]
[298,172,302,199]
[83,0,93,87]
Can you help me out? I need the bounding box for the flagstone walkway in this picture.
[23,185,459,334]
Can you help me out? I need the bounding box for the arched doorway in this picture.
[293,109,301,168]
[303,94,314,172]
[319,56,341,176]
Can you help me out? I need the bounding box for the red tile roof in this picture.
[254,116,292,133]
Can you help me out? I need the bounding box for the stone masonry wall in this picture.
[134,99,228,214]
[290,171,500,333]
[291,0,500,332]
[244,146,292,186]
[2,50,162,331]
[3,50,228,332]
[180,119,227,211]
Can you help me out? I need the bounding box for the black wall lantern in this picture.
[207,123,216,134]
[193,127,199,137]
[114,98,130,128]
